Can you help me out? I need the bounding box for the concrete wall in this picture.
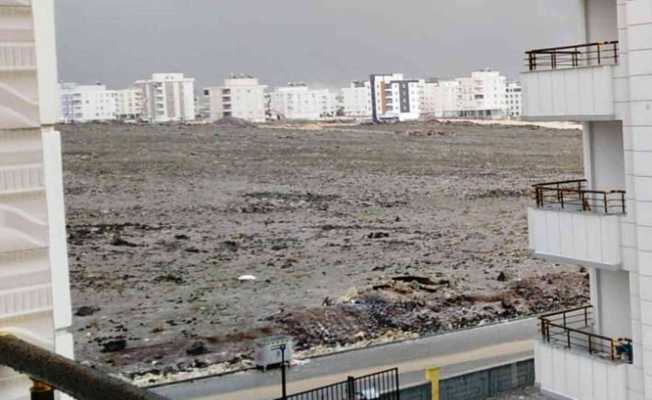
[595,269,631,339]
[398,359,534,400]
[535,341,627,400]
[521,66,614,120]
[528,208,622,268]
[585,0,618,42]
[588,121,625,190]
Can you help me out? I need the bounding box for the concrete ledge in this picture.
[529,251,622,272]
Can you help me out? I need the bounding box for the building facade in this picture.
[205,75,267,123]
[270,83,335,120]
[522,1,652,399]
[115,87,143,120]
[370,73,424,122]
[135,73,195,123]
[0,1,74,399]
[421,79,462,118]
[457,70,507,119]
[58,83,117,123]
[505,82,522,118]
[341,80,372,119]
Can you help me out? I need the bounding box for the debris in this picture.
[186,341,208,356]
[367,232,390,239]
[101,339,127,353]
[110,233,138,247]
[497,272,508,282]
[238,275,257,282]
[75,306,100,317]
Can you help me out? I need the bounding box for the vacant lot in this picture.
[60,120,588,382]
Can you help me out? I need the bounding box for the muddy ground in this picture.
[60,120,589,383]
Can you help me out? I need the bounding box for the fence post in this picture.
[588,336,593,354]
[597,43,601,65]
[584,307,588,327]
[604,192,608,214]
[394,368,401,400]
[614,42,618,65]
[622,192,626,214]
[610,340,615,361]
[567,330,571,349]
[560,190,565,209]
[347,376,355,400]
[425,368,440,400]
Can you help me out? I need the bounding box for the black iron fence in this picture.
[539,306,632,363]
[533,179,626,215]
[526,41,619,71]
[278,368,400,400]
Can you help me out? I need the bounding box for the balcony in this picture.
[521,42,618,121]
[528,179,625,270]
[536,306,631,399]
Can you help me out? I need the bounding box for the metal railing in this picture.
[533,179,626,215]
[526,41,619,71]
[0,333,168,400]
[539,306,633,363]
[277,368,400,400]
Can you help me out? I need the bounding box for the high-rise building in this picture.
[205,74,267,123]
[341,80,372,119]
[270,83,335,120]
[505,82,522,118]
[370,73,424,122]
[115,87,143,120]
[457,69,507,119]
[0,1,73,399]
[522,1,652,399]
[421,79,462,118]
[135,73,195,123]
[58,83,118,123]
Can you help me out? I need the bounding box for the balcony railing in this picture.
[539,305,632,363]
[525,41,619,71]
[533,179,625,215]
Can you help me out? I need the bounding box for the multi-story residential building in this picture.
[0,1,73,399]
[135,73,195,123]
[522,2,652,399]
[457,70,507,119]
[115,87,143,120]
[370,73,424,122]
[341,80,372,119]
[204,74,267,123]
[505,82,522,119]
[59,83,118,123]
[421,79,462,118]
[270,83,335,120]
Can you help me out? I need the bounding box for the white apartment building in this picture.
[205,74,267,123]
[505,82,522,118]
[59,83,118,123]
[135,73,195,123]
[457,70,507,119]
[115,87,143,120]
[421,79,462,118]
[370,73,424,122]
[341,80,372,119]
[522,1,652,399]
[0,1,74,399]
[270,83,335,120]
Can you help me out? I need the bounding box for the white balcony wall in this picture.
[528,207,622,269]
[521,65,615,121]
[535,341,628,400]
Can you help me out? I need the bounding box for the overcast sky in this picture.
[55,0,582,90]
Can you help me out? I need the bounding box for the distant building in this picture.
[370,73,424,122]
[270,83,335,120]
[421,79,462,118]
[457,69,506,119]
[135,73,195,123]
[59,83,118,123]
[341,80,372,119]
[205,74,267,123]
[505,82,522,118]
[115,87,143,120]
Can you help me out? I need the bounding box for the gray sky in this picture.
[56,0,582,90]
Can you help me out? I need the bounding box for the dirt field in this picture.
[60,120,589,383]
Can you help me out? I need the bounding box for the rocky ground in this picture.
[60,119,589,384]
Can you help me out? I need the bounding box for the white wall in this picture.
[522,65,615,120]
[535,341,628,400]
[588,121,625,190]
[595,269,631,339]
[528,208,622,268]
[585,0,618,42]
